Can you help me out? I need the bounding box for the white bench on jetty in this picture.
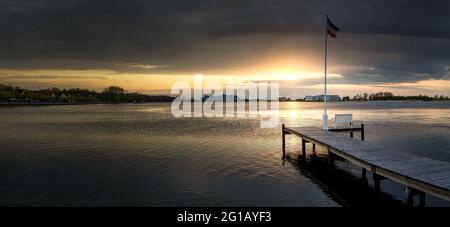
[281,124,450,207]
[333,114,353,128]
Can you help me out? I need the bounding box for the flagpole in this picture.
[323,15,329,131]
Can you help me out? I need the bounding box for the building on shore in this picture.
[304,95,341,102]
[279,97,291,102]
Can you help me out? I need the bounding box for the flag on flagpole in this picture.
[327,16,340,38]
[323,15,340,130]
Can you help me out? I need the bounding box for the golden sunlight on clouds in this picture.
[186,72,341,83]
[0,58,338,92]
[193,55,341,82]
[129,63,168,69]
[1,66,449,97]
[0,68,177,92]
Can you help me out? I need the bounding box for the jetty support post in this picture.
[350,123,354,138]
[301,138,306,157]
[373,173,388,194]
[373,173,383,193]
[362,169,367,179]
[373,173,381,193]
[361,124,366,178]
[361,124,365,141]
[328,147,335,171]
[405,187,425,207]
[282,124,286,159]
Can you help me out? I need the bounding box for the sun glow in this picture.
[290,111,298,118]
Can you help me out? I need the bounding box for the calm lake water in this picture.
[1,101,450,207]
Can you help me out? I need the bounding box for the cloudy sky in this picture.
[1,0,450,97]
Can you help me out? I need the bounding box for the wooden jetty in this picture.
[282,124,450,207]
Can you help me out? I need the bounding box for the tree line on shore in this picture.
[279,92,450,102]
[341,92,450,101]
[1,84,448,104]
[0,84,175,103]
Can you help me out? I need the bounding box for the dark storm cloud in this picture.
[1,0,450,84]
[0,75,108,80]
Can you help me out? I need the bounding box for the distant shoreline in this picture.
[0,101,173,107]
[1,99,449,107]
[293,100,450,103]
